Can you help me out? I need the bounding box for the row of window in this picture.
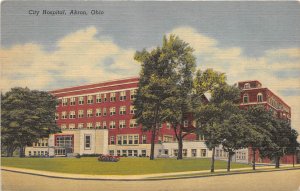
[28,151,48,156]
[60,90,137,106]
[110,134,143,145]
[164,149,207,157]
[109,149,147,157]
[60,120,139,129]
[56,106,136,120]
[243,93,263,103]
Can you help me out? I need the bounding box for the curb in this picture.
[2,166,300,181]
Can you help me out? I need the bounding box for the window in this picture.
[61,124,66,129]
[244,83,250,89]
[109,150,114,156]
[128,150,133,157]
[78,110,84,118]
[243,94,249,103]
[117,136,122,145]
[87,122,93,129]
[96,122,101,129]
[134,135,139,144]
[142,135,147,144]
[110,92,116,102]
[128,135,133,144]
[141,150,146,157]
[62,98,68,106]
[119,120,126,128]
[110,107,116,116]
[78,96,84,105]
[130,89,137,100]
[103,108,107,116]
[28,151,32,156]
[69,111,76,119]
[119,106,126,115]
[103,121,107,129]
[166,122,171,129]
[87,95,94,104]
[130,106,136,114]
[164,149,169,155]
[134,150,138,157]
[174,149,178,157]
[70,97,76,105]
[163,135,173,142]
[96,108,101,117]
[96,94,102,103]
[109,121,116,129]
[120,91,126,101]
[183,149,187,157]
[257,93,263,102]
[87,109,93,117]
[183,120,188,128]
[122,136,127,145]
[201,149,207,157]
[69,123,75,129]
[78,123,84,129]
[104,94,107,102]
[55,113,59,120]
[61,111,67,119]
[110,136,115,145]
[191,149,197,157]
[117,150,121,156]
[84,135,91,149]
[56,135,73,150]
[130,119,138,128]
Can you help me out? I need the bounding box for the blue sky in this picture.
[1,1,300,133]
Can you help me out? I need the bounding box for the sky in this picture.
[1,1,300,135]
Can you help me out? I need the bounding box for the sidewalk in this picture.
[2,164,300,181]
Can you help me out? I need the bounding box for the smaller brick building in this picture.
[238,80,295,164]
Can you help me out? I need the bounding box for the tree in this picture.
[1,87,61,157]
[245,106,275,170]
[160,35,197,160]
[134,46,174,160]
[221,113,255,172]
[258,115,291,168]
[195,83,241,172]
[286,129,299,167]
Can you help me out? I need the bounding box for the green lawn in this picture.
[1,157,250,175]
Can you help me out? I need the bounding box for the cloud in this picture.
[1,26,139,92]
[1,25,300,138]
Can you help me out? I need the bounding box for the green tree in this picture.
[1,87,61,157]
[286,129,299,167]
[134,45,174,160]
[195,83,241,172]
[221,113,255,172]
[259,118,292,168]
[245,106,275,170]
[160,35,197,160]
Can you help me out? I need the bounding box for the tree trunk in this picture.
[275,156,280,168]
[252,148,256,170]
[227,152,232,172]
[177,135,183,160]
[19,146,25,158]
[211,147,215,173]
[150,126,156,160]
[293,153,295,167]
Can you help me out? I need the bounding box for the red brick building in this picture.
[50,77,196,157]
[238,80,295,164]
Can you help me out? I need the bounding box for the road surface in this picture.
[2,169,300,191]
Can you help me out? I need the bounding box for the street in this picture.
[2,169,300,191]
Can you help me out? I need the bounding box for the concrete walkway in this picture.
[2,164,300,180]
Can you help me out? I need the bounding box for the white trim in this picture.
[52,81,139,96]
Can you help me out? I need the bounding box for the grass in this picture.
[1,157,250,175]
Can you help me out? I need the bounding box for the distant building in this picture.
[238,80,295,164]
